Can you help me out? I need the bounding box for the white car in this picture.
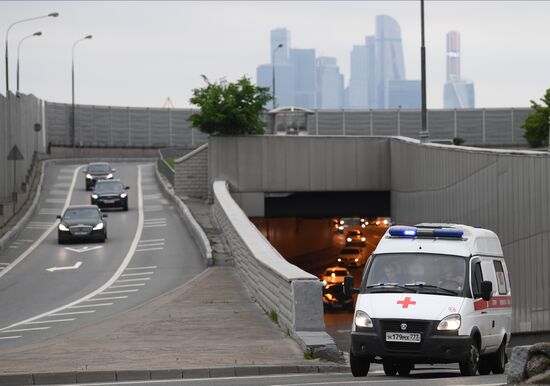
[321,266,351,285]
[337,247,368,267]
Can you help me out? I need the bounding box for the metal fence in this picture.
[45,102,532,149]
[304,108,531,147]
[0,93,44,203]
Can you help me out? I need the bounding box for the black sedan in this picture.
[57,205,108,244]
[91,180,129,211]
[83,162,116,191]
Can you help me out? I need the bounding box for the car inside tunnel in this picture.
[251,191,391,351]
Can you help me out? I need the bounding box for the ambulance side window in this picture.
[493,260,508,294]
[471,261,484,295]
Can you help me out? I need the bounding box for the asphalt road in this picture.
[0,162,205,350]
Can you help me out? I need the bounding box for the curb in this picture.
[154,161,213,266]
[0,364,350,385]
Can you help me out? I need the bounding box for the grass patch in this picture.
[165,157,176,169]
[268,309,278,325]
[303,350,317,360]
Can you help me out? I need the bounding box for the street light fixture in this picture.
[271,43,283,109]
[16,31,42,96]
[71,34,92,148]
[419,0,429,143]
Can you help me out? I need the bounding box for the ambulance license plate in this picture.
[385,332,421,343]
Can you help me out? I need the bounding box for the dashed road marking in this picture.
[39,208,61,215]
[25,319,75,324]
[26,222,53,230]
[86,296,128,301]
[52,182,71,188]
[57,175,73,180]
[45,198,66,204]
[0,336,21,340]
[126,266,157,270]
[120,272,154,277]
[100,289,140,294]
[115,278,150,283]
[135,247,164,252]
[2,327,51,333]
[143,194,162,200]
[50,311,95,316]
[109,283,145,289]
[59,168,74,174]
[49,189,68,196]
[69,303,113,309]
[143,205,163,212]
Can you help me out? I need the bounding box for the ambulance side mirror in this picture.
[344,275,358,296]
[480,281,493,301]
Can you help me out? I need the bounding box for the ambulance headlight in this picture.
[355,310,373,328]
[437,314,461,331]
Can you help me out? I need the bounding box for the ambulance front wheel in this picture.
[459,342,480,376]
[350,351,370,377]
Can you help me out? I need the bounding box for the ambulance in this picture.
[344,223,512,377]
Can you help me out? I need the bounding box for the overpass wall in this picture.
[391,140,550,333]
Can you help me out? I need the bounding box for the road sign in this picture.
[7,145,24,161]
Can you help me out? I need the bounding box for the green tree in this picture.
[522,88,550,148]
[188,75,271,135]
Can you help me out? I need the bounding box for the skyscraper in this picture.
[374,15,406,108]
[443,31,475,108]
[347,45,368,108]
[271,28,291,64]
[291,48,317,109]
[316,57,344,108]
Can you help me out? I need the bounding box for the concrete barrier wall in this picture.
[211,180,326,333]
[174,143,208,199]
[390,139,550,333]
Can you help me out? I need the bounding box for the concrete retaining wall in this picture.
[211,180,338,358]
[175,144,209,199]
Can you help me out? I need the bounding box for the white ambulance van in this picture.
[344,224,512,377]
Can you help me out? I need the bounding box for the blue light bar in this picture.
[432,229,464,238]
[388,226,417,237]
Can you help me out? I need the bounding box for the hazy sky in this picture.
[2,1,549,109]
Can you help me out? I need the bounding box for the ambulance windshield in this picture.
[364,253,466,295]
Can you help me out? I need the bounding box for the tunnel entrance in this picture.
[264,191,390,218]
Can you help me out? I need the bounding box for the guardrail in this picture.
[211,180,339,360]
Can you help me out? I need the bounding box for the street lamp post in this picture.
[4,12,58,204]
[71,35,92,148]
[271,43,283,109]
[419,0,429,143]
[16,31,42,96]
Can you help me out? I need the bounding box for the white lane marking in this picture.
[86,296,128,301]
[64,246,103,253]
[2,327,50,333]
[143,225,167,228]
[143,205,162,212]
[17,239,33,243]
[69,303,113,309]
[143,194,162,199]
[143,218,165,222]
[52,182,70,188]
[0,165,84,280]
[100,289,139,294]
[0,336,21,340]
[46,261,82,272]
[25,318,75,324]
[0,263,9,266]
[135,247,164,252]
[57,175,73,180]
[126,266,157,270]
[45,198,66,204]
[136,242,164,247]
[50,310,95,316]
[115,278,150,283]
[143,221,167,225]
[120,272,153,277]
[59,168,74,174]
[138,238,164,243]
[39,208,61,215]
[9,246,18,249]
[0,165,145,332]
[109,283,145,289]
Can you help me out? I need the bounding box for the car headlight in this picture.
[58,223,69,231]
[354,258,359,262]
[347,237,352,242]
[337,258,342,262]
[91,194,98,199]
[107,173,113,179]
[338,226,344,230]
[361,237,366,242]
[437,314,461,331]
[361,224,366,228]
[92,222,104,230]
[120,193,127,198]
[355,310,373,328]
[86,174,93,179]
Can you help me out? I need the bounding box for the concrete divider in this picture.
[211,180,339,360]
[154,163,213,266]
